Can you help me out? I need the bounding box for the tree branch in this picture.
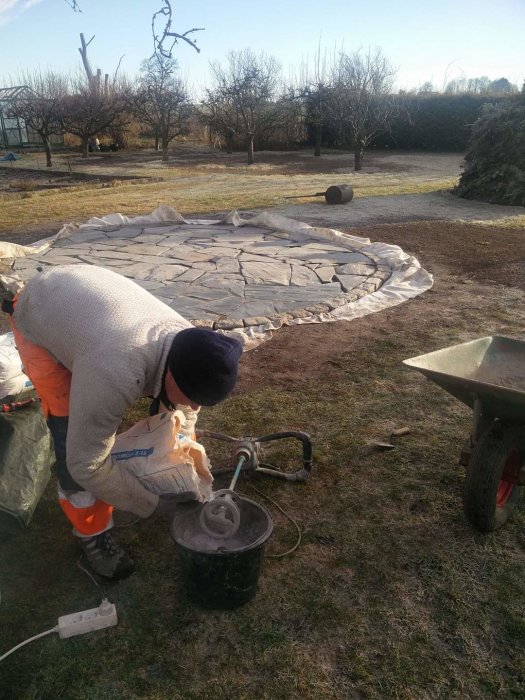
[64,0,81,11]
[113,55,126,83]
[152,0,204,58]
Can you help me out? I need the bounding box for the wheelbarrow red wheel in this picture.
[463,420,525,532]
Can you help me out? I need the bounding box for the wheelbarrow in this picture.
[404,336,525,532]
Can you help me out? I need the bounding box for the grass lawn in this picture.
[1,146,525,699]
[0,145,461,238]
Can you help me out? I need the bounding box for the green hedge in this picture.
[456,93,525,206]
[371,94,509,151]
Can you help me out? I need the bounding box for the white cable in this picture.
[76,556,103,591]
[0,627,58,662]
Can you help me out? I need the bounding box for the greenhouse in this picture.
[0,85,63,150]
[0,86,36,148]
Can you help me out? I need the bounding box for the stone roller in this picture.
[284,183,354,204]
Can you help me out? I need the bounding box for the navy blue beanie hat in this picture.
[167,328,243,406]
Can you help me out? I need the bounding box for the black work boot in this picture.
[77,529,134,580]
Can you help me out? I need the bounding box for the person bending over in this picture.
[5,264,243,580]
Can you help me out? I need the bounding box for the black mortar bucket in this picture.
[170,496,273,610]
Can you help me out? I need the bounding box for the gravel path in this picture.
[272,190,524,230]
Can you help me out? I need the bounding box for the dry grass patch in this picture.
[467,215,525,229]
[0,147,462,237]
[0,175,458,236]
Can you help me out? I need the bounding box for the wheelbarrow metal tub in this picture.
[403,336,525,422]
[404,336,525,532]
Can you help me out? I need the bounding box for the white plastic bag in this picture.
[111,411,213,502]
[0,333,33,400]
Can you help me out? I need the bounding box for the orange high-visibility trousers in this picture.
[9,300,113,536]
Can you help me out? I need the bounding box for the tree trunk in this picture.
[42,134,52,167]
[79,33,95,90]
[226,127,235,154]
[354,147,364,171]
[111,127,127,149]
[247,134,254,164]
[154,136,160,151]
[82,136,89,158]
[314,124,322,157]
[161,136,169,161]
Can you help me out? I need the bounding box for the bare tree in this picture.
[130,55,190,161]
[74,33,131,149]
[418,81,435,94]
[202,90,239,153]
[60,75,128,158]
[446,75,518,95]
[303,83,332,157]
[272,92,306,149]
[296,46,337,156]
[7,71,67,167]
[488,77,518,94]
[445,77,468,94]
[467,77,491,94]
[329,48,400,170]
[205,49,281,164]
[77,32,125,96]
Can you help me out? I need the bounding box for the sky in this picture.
[0,0,524,95]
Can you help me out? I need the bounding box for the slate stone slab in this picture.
[336,262,376,275]
[200,279,246,298]
[215,257,241,274]
[112,244,167,257]
[133,233,169,243]
[290,265,320,286]
[241,260,291,285]
[64,230,107,243]
[148,264,190,282]
[314,266,336,283]
[8,217,394,331]
[335,274,369,292]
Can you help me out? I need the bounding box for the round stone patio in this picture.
[1,209,432,343]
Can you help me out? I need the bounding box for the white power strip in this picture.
[57,600,118,639]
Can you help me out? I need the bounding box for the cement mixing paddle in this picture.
[199,454,245,539]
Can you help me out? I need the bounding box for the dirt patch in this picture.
[0,169,85,193]
[0,166,157,194]
[178,149,427,176]
[9,145,465,178]
[237,220,525,394]
[344,220,525,289]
